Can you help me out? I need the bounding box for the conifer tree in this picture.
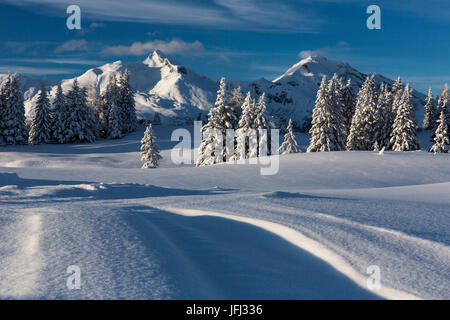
[436,84,449,121]
[372,83,393,150]
[196,77,236,166]
[422,87,436,130]
[308,77,331,152]
[278,118,300,154]
[117,70,137,134]
[29,82,51,145]
[65,79,97,143]
[235,92,257,160]
[327,74,346,150]
[103,75,122,139]
[87,85,103,137]
[429,110,449,153]
[341,79,356,137]
[228,86,244,128]
[141,124,161,168]
[346,75,379,150]
[390,85,420,151]
[51,84,69,144]
[0,74,28,144]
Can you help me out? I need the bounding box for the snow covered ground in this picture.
[0,126,449,299]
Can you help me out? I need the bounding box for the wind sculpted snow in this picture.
[0,126,449,299]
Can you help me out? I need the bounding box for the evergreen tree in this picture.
[346,75,379,150]
[429,110,449,153]
[51,84,69,144]
[341,79,356,137]
[390,85,420,151]
[228,86,244,128]
[141,124,161,168]
[29,82,51,145]
[327,74,346,150]
[87,85,103,137]
[422,87,436,130]
[278,118,300,154]
[103,75,122,139]
[372,83,393,150]
[117,70,137,134]
[436,84,449,121]
[307,77,331,152]
[0,74,28,145]
[391,77,404,118]
[196,77,236,166]
[235,92,258,160]
[253,93,273,156]
[65,79,97,143]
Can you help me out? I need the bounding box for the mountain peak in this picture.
[143,50,168,67]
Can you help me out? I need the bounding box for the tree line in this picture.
[0,71,137,146]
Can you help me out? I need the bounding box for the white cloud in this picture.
[299,49,325,59]
[54,40,88,54]
[102,39,205,56]
[0,65,75,75]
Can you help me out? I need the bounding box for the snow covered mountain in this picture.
[232,56,427,129]
[1,52,427,128]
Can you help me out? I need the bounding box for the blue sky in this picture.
[0,0,449,93]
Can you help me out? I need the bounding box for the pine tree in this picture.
[196,77,236,166]
[278,118,300,154]
[372,83,393,150]
[308,75,346,152]
[390,85,420,151]
[436,84,449,121]
[228,86,244,128]
[422,88,436,130]
[65,79,97,143]
[87,85,103,137]
[141,124,161,168]
[117,70,137,134]
[103,75,122,139]
[346,75,379,150]
[0,74,28,145]
[51,84,69,143]
[429,110,449,153]
[307,77,330,152]
[341,79,356,137]
[327,74,346,150]
[235,92,258,160]
[253,93,273,156]
[29,82,51,145]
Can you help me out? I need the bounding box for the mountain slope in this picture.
[1,53,427,128]
[232,56,426,129]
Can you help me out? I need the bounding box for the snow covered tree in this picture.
[87,85,103,137]
[141,124,161,168]
[0,74,28,145]
[228,86,244,128]
[117,70,137,134]
[391,77,404,118]
[436,84,449,121]
[327,74,346,150]
[235,92,258,160]
[103,75,122,139]
[341,79,356,137]
[196,77,237,166]
[253,93,273,156]
[308,75,346,152]
[65,79,97,143]
[372,83,393,150]
[346,75,379,151]
[429,110,449,153]
[278,118,300,154]
[29,82,51,145]
[51,84,69,144]
[390,85,420,151]
[422,87,436,130]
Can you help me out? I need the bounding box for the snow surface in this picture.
[0,127,449,299]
